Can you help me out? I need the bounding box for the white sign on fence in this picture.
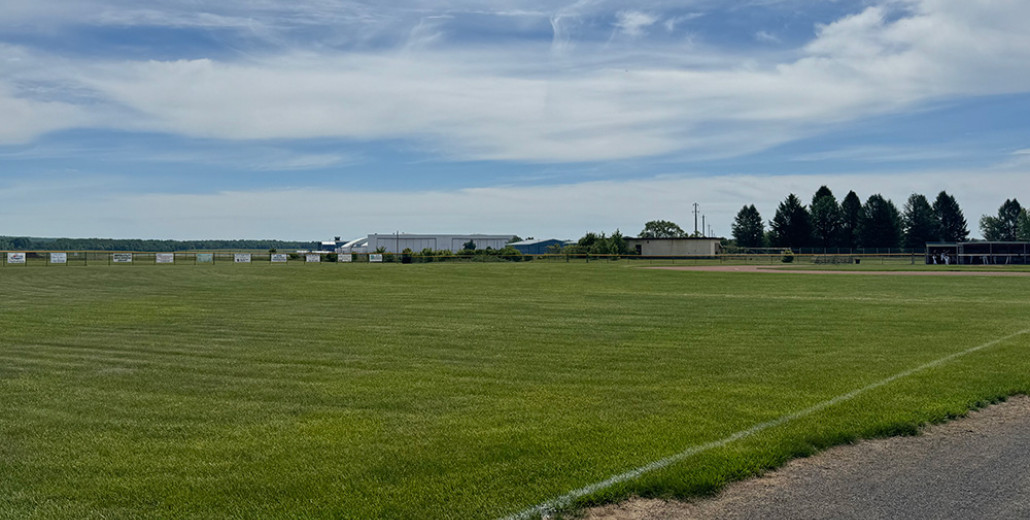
[112,253,133,263]
[369,254,384,263]
[155,253,175,264]
[270,254,289,263]
[338,253,353,263]
[50,252,68,264]
[7,252,26,264]
[306,254,321,263]
[234,253,252,263]
[196,253,214,263]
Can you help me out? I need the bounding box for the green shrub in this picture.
[498,246,523,262]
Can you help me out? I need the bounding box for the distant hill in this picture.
[0,236,318,252]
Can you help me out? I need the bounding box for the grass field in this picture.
[2,262,1029,519]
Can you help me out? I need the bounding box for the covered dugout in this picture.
[926,242,1030,265]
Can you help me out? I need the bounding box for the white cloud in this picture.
[2,0,1030,163]
[755,30,781,44]
[613,11,658,38]
[0,84,91,144]
[663,13,702,32]
[256,153,350,171]
[792,145,966,163]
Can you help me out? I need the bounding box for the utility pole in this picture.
[702,215,706,237]
[693,203,699,236]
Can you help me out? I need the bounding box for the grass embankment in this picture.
[1,262,1028,519]
[770,263,1030,272]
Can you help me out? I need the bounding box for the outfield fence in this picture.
[0,249,940,267]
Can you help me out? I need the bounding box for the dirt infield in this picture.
[648,265,1030,276]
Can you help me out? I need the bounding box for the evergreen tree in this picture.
[769,194,812,249]
[858,194,902,249]
[812,185,834,203]
[731,205,765,248]
[979,199,1022,241]
[932,191,969,242]
[810,186,841,248]
[902,193,938,249]
[839,190,862,249]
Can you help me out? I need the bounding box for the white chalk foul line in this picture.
[502,328,1030,520]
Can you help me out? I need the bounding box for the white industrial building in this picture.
[624,237,723,256]
[337,234,516,254]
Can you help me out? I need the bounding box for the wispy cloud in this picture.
[663,13,703,32]
[2,168,1021,240]
[755,30,780,43]
[0,0,1026,164]
[792,146,966,163]
[255,153,351,171]
[613,11,658,38]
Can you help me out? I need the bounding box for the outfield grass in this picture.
[1,262,1029,519]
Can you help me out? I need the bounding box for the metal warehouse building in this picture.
[508,238,570,255]
[340,234,516,254]
[926,242,1030,265]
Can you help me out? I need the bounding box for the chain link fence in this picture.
[1,249,938,267]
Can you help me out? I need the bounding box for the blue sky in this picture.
[1,0,1028,240]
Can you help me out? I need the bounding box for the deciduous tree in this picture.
[1018,210,1030,241]
[609,229,628,255]
[979,199,1022,241]
[639,220,686,238]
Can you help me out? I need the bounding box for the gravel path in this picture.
[583,395,1030,520]
[647,265,1030,276]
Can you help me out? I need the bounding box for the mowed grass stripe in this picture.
[2,262,1030,519]
[506,327,1030,519]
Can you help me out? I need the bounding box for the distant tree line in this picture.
[553,230,629,256]
[0,236,318,252]
[731,187,1030,250]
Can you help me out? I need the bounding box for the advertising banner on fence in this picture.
[234,253,252,263]
[155,253,175,264]
[306,254,321,263]
[338,253,353,263]
[50,253,67,264]
[270,254,289,263]
[7,252,26,264]
[112,253,133,263]
[369,254,384,263]
[196,253,213,263]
